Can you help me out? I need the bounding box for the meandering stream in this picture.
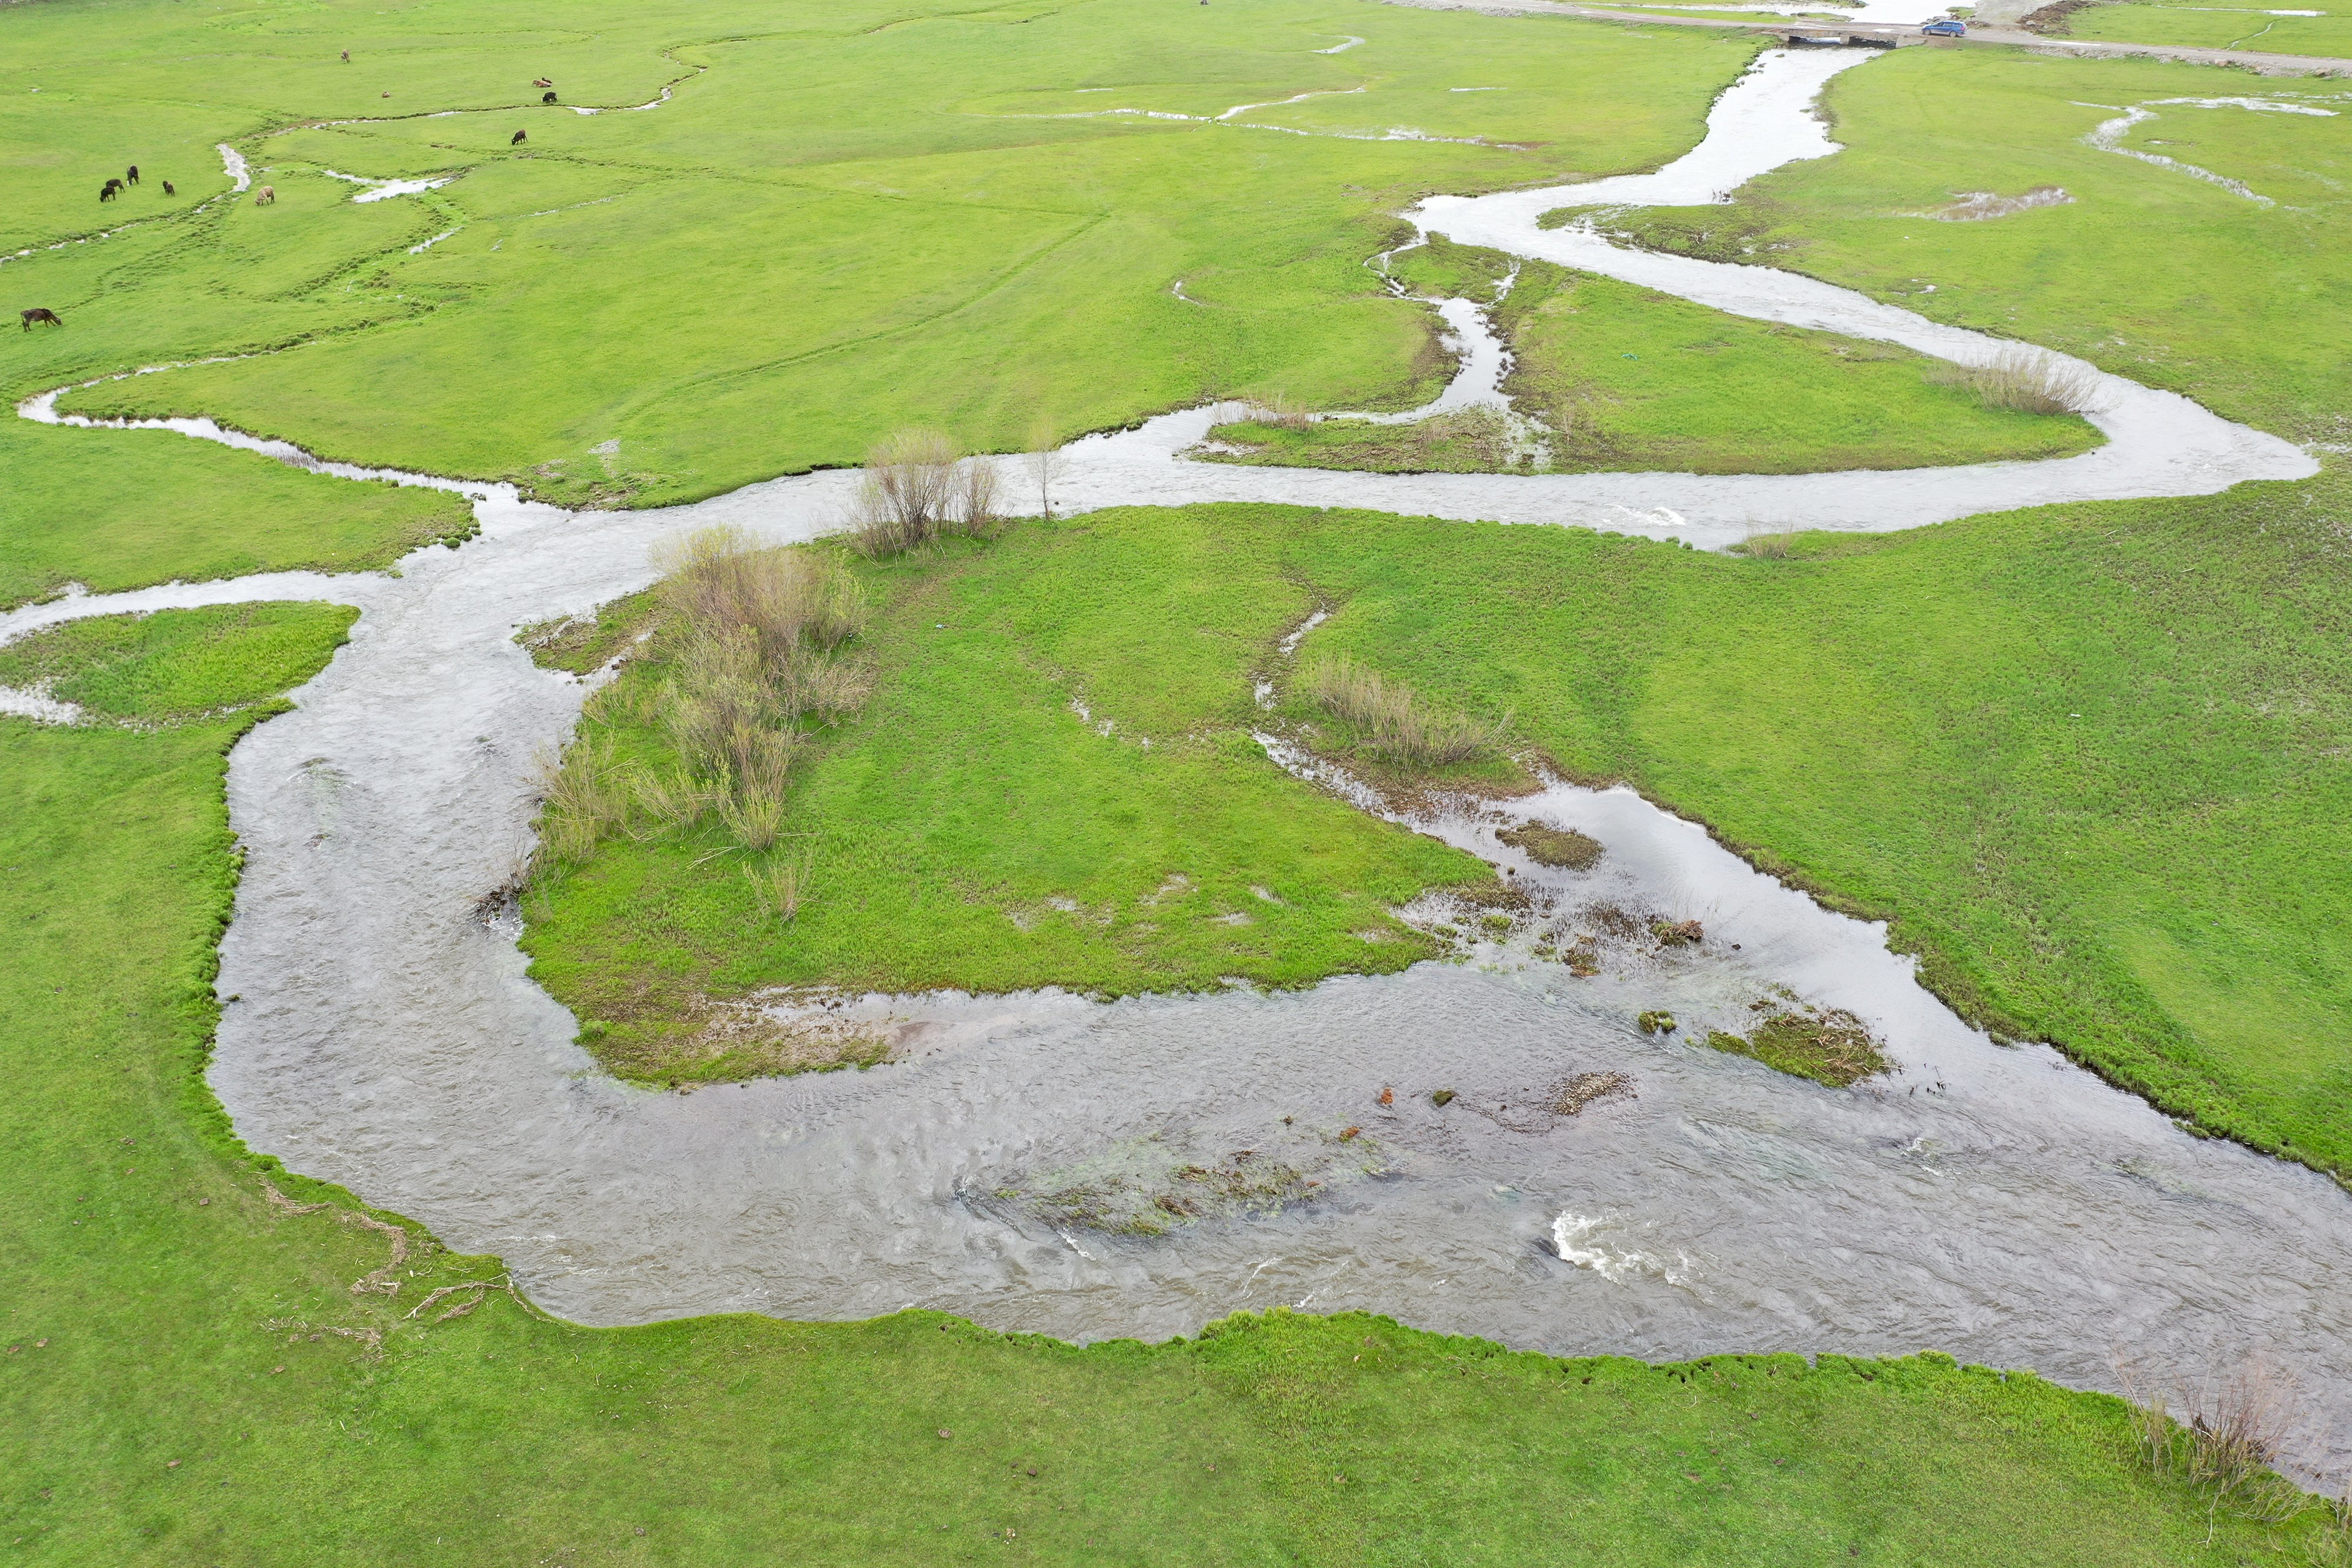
[8,46,2346,1475]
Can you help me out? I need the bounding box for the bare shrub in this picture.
[848,428,961,556]
[941,455,1004,540]
[1026,413,1066,520]
[1933,346,2104,417]
[1304,653,1506,768]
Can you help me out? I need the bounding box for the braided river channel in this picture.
[8,45,2346,1475]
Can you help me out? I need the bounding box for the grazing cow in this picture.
[511,129,527,145]
[542,91,557,103]
[255,185,276,205]
[99,182,118,202]
[341,49,350,61]
[21,307,63,330]
[162,179,176,196]
[126,164,140,185]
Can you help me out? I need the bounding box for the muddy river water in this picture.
[8,47,2346,1474]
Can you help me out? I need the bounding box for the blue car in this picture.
[1922,16,1967,34]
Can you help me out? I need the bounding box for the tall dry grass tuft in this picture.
[2120,1356,2309,1526]
[1933,346,2104,417]
[848,429,1006,556]
[1304,654,1507,768]
[1740,529,1796,559]
[1250,390,1314,432]
[744,852,811,923]
[532,735,633,862]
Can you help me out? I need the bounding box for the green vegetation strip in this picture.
[529,476,2352,1176]
[1587,46,2352,448]
[1202,244,2102,476]
[0,611,2330,1559]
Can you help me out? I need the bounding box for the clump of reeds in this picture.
[1933,345,2104,417]
[848,429,1005,557]
[744,852,810,924]
[1739,529,1797,559]
[1248,390,1314,432]
[529,526,870,874]
[2120,1356,2309,1525]
[531,735,633,862]
[1303,653,1506,768]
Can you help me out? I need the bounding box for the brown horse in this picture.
[126,164,140,185]
[21,308,62,330]
[254,184,276,205]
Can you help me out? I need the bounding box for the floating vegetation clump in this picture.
[1498,821,1605,871]
[1705,1004,1889,1088]
[1004,1127,1389,1238]
[1474,1070,1635,1133]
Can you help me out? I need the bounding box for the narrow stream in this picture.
[6,46,2346,1476]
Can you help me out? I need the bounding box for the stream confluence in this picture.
[6,46,2344,1475]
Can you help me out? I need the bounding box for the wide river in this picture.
[6,44,2344,1475]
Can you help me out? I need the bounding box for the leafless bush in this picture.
[938,455,997,539]
[849,429,1008,554]
[1304,653,1506,768]
[1933,346,2104,417]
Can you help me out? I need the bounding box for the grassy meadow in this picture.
[6,0,2352,1558]
[526,484,2352,1175]
[2059,0,2352,58]
[6,605,2331,1563]
[1592,46,2352,446]
[2,0,1766,507]
[1201,242,2103,474]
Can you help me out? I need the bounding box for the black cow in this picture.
[162,179,176,196]
[126,164,140,185]
[21,307,63,330]
[511,129,527,145]
[543,91,557,103]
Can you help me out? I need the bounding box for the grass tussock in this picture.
[1933,346,2105,417]
[849,428,1006,557]
[1247,389,1315,431]
[1304,653,1508,768]
[1498,821,1606,871]
[2123,1358,2312,1526]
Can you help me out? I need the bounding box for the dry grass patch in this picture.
[1932,346,2104,417]
[1305,653,1508,768]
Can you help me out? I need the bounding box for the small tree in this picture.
[1025,413,1065,520]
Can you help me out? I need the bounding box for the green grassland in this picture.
[3,0,1763,507]
[3,603,2328,1562]
[1587,46,2352,445]
[2057,0,2352,59]
[528,484,2352,1172]
[1200,243,2102,474]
